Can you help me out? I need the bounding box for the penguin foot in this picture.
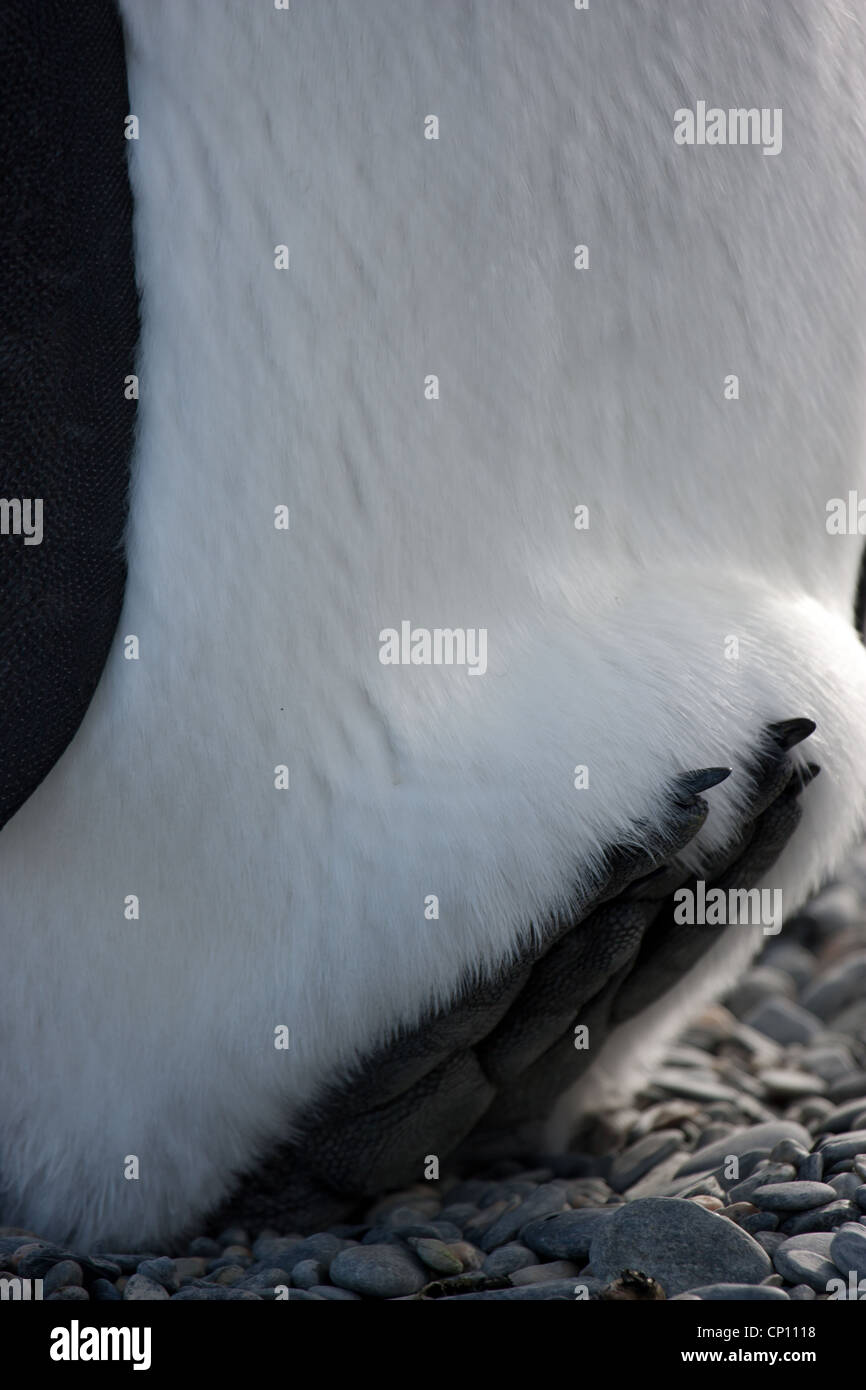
[206,719,818,1235]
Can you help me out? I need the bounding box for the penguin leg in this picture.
[206,719,816,1233]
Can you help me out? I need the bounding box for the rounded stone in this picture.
[329,1244,428,1298]
[589,1198,771,1298]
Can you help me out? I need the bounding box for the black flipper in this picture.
[0,0,139,830]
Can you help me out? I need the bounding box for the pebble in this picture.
[448,1241,484,1271]
[291,1260,326,1290]
[589,1198,771,1298]
[521,1209,616,1262]
[818,1131,866,1165]
[725,968,797,1017]
[172,1285,267,1300]
[274,1233,348,1274]
[91,1279,121,1301]
[123,1275,170,1301]
[726,1164,797,1205]
[830,1222,866,1279]
[609,1131,684,1193]
[742,998,820,1046]
[46,1285,90,1300]
[829,1172,863,1199]
[509,1260,580,1286]
[770,1139,809,1165]
[801,952,866,1019]
[821,1099,866,1133]
[779,1201,857,1236]
[406,1238,463,1276]
[481,1243,538,1277]
[799,1046,857,1084]
[329,1244,428,1298]
[773,1234,840,1291]
[751,1181,837,1212]
[676,1283,789,1301]
[675,1123,811,1178]
[479,1182,568,1252]
[43,1261,83,1295]
[797,1154,824,1181]
[137,1256,180,1293]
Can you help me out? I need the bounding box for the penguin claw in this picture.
[767,716,817,750]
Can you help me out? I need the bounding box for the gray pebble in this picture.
[780,1200,858,1236]
[123,1274,169,1301]
[330,1244,428,1298]
[274,1232,348,1274]
[479,1182,568,1253]
[760,942,817,990]
[589,1198,771,1298]
[609,1131,684,1194]
[770,1139,810,1165]
[522,1208,617,1262]
[754,1231,786,1254]
[830,1221,866,1279]
[481,1242,539,1277]
[438,1203,480,1228]
[798,1046,857,1084]
[46,1285,90,1300]
[174,1285,265,1300]
[509,1260,580,1285]
[681,1283,789,1301]
[760,1070,826,1099]
[43,1260,83,1295]
[308,1285,362,1300]
[820,1099,866,1134]
[725,968,797,1018]
[797,1153,824,1181]
[250,1235,302,1263]
[829,1172,864,1199]
[801,951,866,1020]
[742,998,820,1046]
[91,1251,159,1274]
[739,1213,779,1234]
[788,1283,817,1300]
[675,1123,811,1178]
[726,1164,797,1205]
[773,1233,839,1291]
[856,1187,866,1211]
[818,1130,866,1166]
[290,1259,325,1289]
[406,1238,463,1276]
[136,1256,179,1293]
[91,1279,122,1301]
[751,1181,837,1212]
[242,1267,294,1290]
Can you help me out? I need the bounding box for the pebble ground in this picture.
[5,845,866,1301]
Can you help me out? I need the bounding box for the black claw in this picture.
[767,717,816,750]
[674,767,732,799]
[797,762,821,788]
